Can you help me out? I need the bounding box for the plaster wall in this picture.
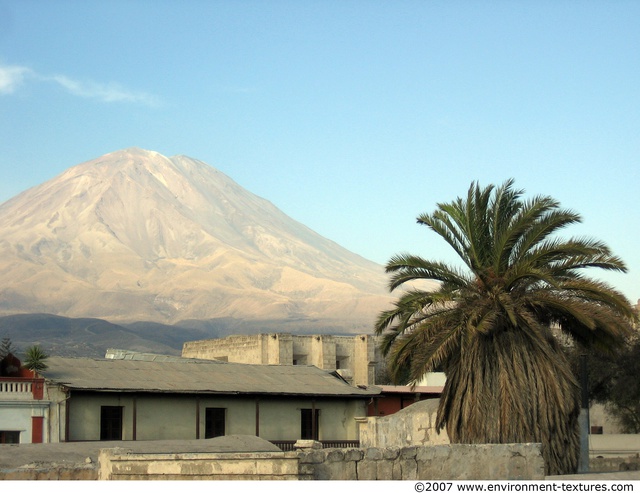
[66,393,365,442]
[258,398,365,441]
[68,394,136,441]
[588,434,640,458]
[44,384,67,443]
[589,403,625,434]
[0,404,35,443]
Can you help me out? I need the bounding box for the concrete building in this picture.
[0,353,48,444]
[182,333,383,386]
[40,355,379,446]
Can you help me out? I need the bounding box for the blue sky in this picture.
[0,0,638,302]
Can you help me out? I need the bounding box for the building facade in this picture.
[42,355,379,445]
[182,333,383,386]
[0,354,48,444]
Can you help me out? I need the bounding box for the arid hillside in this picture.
[0,148,405,330]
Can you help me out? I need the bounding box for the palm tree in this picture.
[23,345,49,374]
[374,179,636,476]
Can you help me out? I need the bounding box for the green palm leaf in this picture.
[374,179,637,476]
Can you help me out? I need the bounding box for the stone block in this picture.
[343,448,364,462]
[357,459,378,480]
[298,449,326,464]
[295,439,323,449]
[326,449,345,462]
[383,447,400,460]
[365,447,384,460]
[400,445,419,459]
[299,464,315,476]
[376,459,394,480]
[313,459,357,480]
[392,460,403,480]
[397,458,418,480]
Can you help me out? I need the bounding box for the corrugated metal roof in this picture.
[43,357,381,397]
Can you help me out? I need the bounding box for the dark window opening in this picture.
[301,408,320,440]
[205,408,226,438]
[100,406,123,441]
[0,431,20,443]
[293,355,307,365]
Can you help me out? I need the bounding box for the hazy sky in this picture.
[1,1,638,302]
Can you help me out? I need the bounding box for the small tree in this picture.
[585,333,640,433]
[0,337,16,359]
[23,345,49,374]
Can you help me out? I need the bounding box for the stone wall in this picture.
[97,443,545,480]
[181,333,382,386]
[589,456,640,473]
[299,444,544,480]
[182,334,267,363]
[359,398,450,448]
[0,464,98,480]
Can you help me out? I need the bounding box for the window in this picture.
[100,406,123,440]
[205,408,226,438]
[336,356,350,370]
[301,408,319,440]
[0,431,20,443]
[293,354,307,365]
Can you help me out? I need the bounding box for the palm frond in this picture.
[385,254,469,291]
[375,179,635,476]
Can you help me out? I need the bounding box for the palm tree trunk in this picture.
[436,329,580,476]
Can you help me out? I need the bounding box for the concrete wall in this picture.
[97,443,545,480]
[99,449,303,480]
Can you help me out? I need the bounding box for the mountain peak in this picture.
[0,149,394,327]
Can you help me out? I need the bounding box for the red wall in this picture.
[368,393,438,416]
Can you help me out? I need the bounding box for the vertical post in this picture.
[132,398,137,441]
[195,397,200,439]
[311,398,317,440]
[578,353,590,473]
[255,398,260,437]
[64,393,70,442]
